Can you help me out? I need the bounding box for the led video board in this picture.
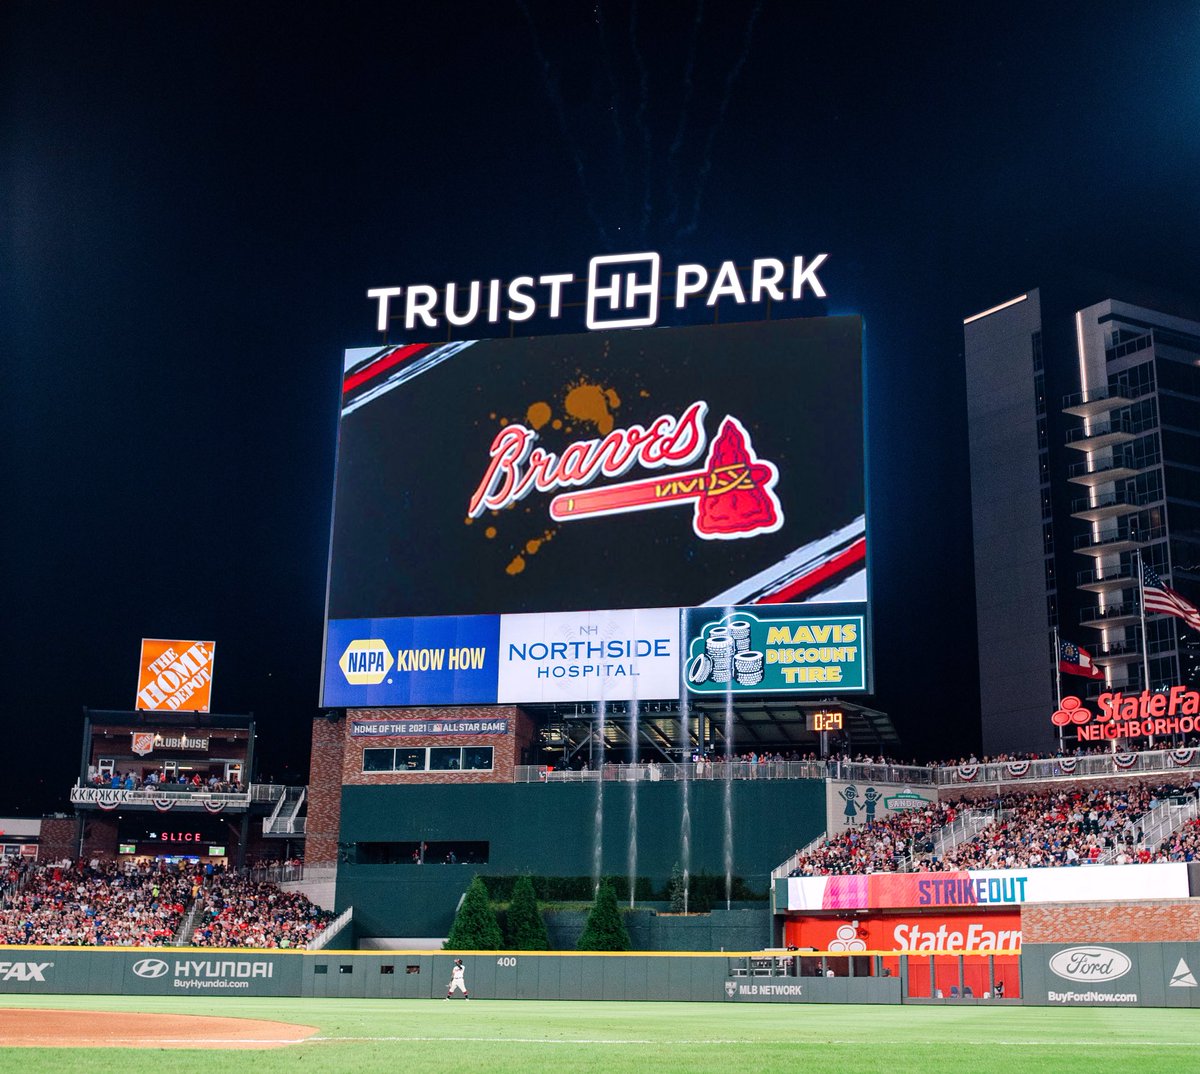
[322,317,866,706]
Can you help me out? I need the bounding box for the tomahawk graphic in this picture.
[549,416,784,540]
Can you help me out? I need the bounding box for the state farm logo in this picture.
[0,961,52,981]
[1051,696,1091,726]
[339,639,394,685]
[1049,947,1132,983]
[132,958,170,979]
[470,400,783,541]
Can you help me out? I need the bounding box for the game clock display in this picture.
[806,711,844,733]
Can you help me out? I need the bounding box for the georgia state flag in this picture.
[1059,640,1105,680]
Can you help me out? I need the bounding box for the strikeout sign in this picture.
[135,639,216,712]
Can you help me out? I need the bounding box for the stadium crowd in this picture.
[788,781,1199,876]
[0,860,332,948]
[0,860,191,945]
[189,873,334,948]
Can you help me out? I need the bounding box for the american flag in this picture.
[1058,639,1104,680]
[1142,562,1200,631]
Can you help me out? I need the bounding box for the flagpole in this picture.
[1136,546,1154,748]
[1137,547,1152,693]
[1053,624,1063,749]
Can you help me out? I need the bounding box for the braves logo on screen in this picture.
[468,400,783,540]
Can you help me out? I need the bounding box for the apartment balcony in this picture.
[1079,602,1140,629]
[1090,642,1142,665]
[1076,566,1135,594]
[1069,490,1151,523]
[1064,415,1137,452]
[1067,452,1159,486]
[1073,525,1164,558]
[1062,385,1134,419]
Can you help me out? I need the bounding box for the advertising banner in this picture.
[497,607,680,703]
[323,616,500,707]
[784,910,1023,953]
[1024,942,1200,1008]
[350,718,509,736]
[684,605,867,695]
[824,780,937,837]
[783,862,1190,912]
[323,318,868,705]
[135,640,215,712]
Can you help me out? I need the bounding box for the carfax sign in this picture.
[683,605,867,694]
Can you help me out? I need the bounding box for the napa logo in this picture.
[339,639,394,685]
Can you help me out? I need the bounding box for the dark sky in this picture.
[3,2,1199,815]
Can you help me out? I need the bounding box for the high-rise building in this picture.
[964,288,1200,755]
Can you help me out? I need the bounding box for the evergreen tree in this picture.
[444,876,504,950]
[505,875,550,950]
[668,862,687,913]
[576,880,631,951]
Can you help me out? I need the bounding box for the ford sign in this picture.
[132,958,170,979]
[1048,947,1132,983]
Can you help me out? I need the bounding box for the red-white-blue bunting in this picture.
[203,800,226,814]
[153,799,175,812]
[1113,753,1138,770]
[1006,760,1031,777]
[1056,757,1078,775]
[1170,749,1195,767]
[96,797,119,811]
[957,765,978,782]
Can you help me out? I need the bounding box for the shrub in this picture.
[576,881,631,951]
[505,875,549,950]
[443,876,503,950]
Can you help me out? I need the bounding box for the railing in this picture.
[1079,602,1138,624]
[935,747,1200,788]
[250,784,288,803]
[70,783,251,808]
[930,808,1000,860]
[1062,385,1132,410]
[308,907,353,951]
[263,787,307,835]
[1070,491,1151,514]
[1068,451,1160,479]
[513,759,828,783]
[771,832,833,881]
[1077,567,1134,587]
[1065,415,1137,444]
[1073,525,1165,551]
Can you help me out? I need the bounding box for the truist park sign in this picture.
[367,253,829,332]
[322,313,868,707]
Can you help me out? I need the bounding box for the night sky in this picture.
[3,2,1199,815]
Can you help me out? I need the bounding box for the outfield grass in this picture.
[1,995,1197,1073]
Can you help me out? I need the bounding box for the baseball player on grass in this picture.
[446,958,469,1000]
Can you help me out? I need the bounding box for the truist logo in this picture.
[469,401,783,541]
[1049,947,1132,983]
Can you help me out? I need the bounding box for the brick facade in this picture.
[81,814,119,860]
[307,714,348,867]
[1022,900,1200,943]
[342,706,534,786]
[38,816,77,862]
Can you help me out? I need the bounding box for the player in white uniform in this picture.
[446,958,469,1000]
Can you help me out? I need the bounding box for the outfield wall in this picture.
[1023,942,1200,1007]
[0,948,898,1004]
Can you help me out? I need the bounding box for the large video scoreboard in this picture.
[321,317,868,707]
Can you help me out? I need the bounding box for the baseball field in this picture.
[0,995,1196,1073]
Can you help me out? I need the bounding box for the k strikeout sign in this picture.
[135,640,216,712]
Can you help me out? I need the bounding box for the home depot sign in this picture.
[135,640,216,712]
